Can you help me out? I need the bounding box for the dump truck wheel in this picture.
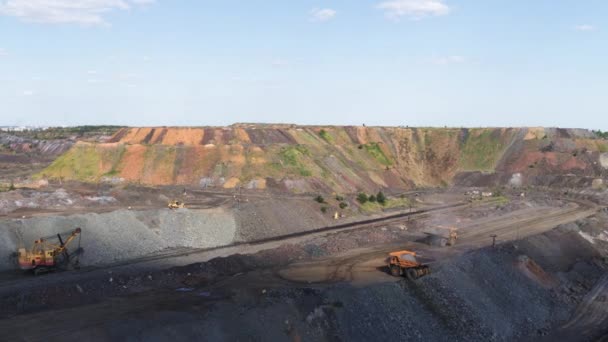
[390,266,401,277]
[406,269,418,281]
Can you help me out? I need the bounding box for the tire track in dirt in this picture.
[547,273,608,341]
[277,199,599,285]
[458,200,597,247]
[0,200,483,292]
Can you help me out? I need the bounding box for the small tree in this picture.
[357,192,368,204]
[377,191,386,205]
[368,195,377,203]
[339,202,348,209]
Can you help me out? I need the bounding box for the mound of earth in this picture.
[38,125,608,192]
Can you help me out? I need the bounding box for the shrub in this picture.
[314,195,325,204]
[356,193,368,204]
[8,182,16,191]
[335,195,344,201]
[319,129,332,142]
[339,202,348,209]
[321,206,328,213]
[368,195,377,203]
[593,130,608,139]
[377,191,386,205]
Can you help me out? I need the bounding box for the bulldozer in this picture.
[17,227,83,275]
[387,250,431,280]
[168,200,186,209]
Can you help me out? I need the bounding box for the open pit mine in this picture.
[0,125,607,341]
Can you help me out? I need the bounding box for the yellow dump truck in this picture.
[387,250,431,280]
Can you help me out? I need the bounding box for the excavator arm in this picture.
[55,228,82,255]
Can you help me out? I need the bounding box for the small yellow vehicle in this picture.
[168,200,186,209]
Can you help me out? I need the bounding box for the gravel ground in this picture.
[233,198,336,242]
[0,207,236,271]
[1,212,606,341]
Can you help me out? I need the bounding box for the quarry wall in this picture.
[39,126,608,192]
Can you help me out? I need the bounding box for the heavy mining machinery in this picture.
[17,227,83,275]
[387,250,431,280]
[168,200,186,209]
[424,225,458,247]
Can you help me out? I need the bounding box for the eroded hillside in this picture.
[38,125,608,192]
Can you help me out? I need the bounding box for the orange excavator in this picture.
[387,250,431,280]
[17,228,83,275]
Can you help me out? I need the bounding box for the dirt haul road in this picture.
[0,199,475,293]
[0,198,597,293]
[0,197,601,342]
[277,199,599,285]
[547,273,608,341]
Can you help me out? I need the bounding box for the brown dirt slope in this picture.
[39,125,608,192]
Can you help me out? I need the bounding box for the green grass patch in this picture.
[319,129,333,143]
[491,196,510,206]
[459,130,507,171]
[363,142,392,166]
[279,145,312,177]
[101,144,126,177]
[39,144,102,181]
[360,197,411,213]
[8,126,123,140]
[280,145,309,166]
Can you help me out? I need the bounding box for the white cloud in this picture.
[575,24,595,32]
[377,0,449,20]
[0,48,6,56]
[432,55,466,65]
[271,58,289,67]
[22,90,34,96]
[0,0,155,25]
[117,72,137,80]
[310,8,336,22]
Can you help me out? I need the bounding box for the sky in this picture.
[0,0,606,129]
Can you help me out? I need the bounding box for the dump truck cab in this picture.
[387,250,431,280]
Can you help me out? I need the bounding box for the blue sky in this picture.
[0,0,606,129]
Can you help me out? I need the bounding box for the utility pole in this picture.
[490,234,497,248]
[408,202,412,221]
